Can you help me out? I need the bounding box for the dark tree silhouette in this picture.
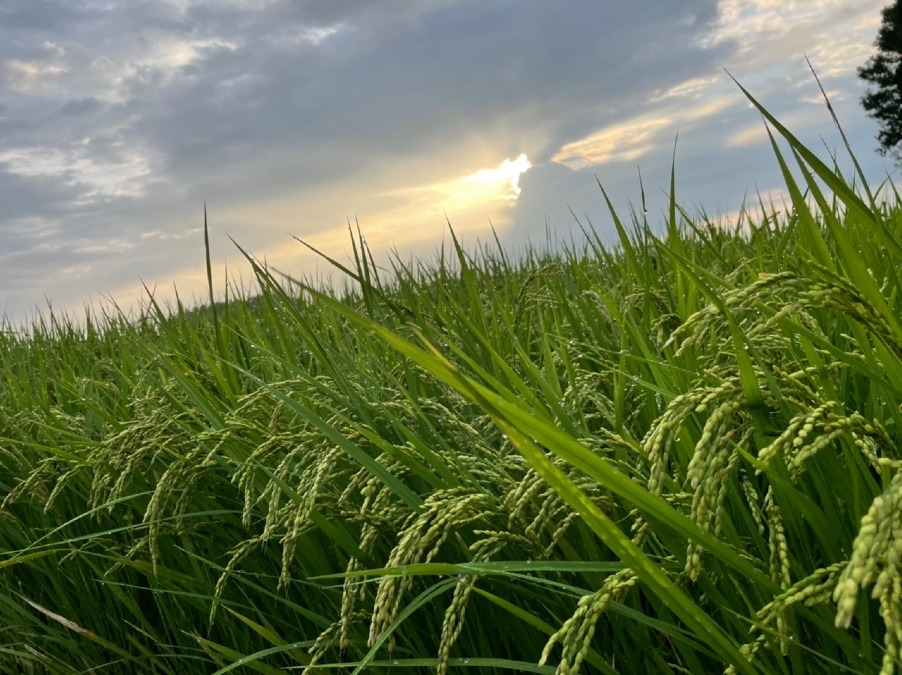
[858,1,902,161]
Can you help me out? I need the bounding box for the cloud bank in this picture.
[0,0,893,323]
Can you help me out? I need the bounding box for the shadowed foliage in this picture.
[859,0,902,161]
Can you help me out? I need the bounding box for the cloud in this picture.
[725,121,770,149]
[701,0,883,78]
[552,96,738,169]
[4,41,69,94]
[60,96,105,115]
[650,75,722,103]
[0,1,81,32]
[0,0,895,324]
[552,118,673,168]
[543,0,888,184]
[0,140,154,200]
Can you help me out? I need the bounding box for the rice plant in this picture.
[0,89,899,674]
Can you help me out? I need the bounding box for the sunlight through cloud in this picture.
[390,154,533,214]
[448,153,532,204]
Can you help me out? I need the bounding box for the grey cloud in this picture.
[3,0,726,187]
[0,0,82,31]
[0,165,81,224]
[128,1,726,186]
[60,96,104,115]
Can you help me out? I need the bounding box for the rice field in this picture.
[1,91,900,674]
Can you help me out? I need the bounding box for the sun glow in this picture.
[386,153,532,215]
[428,153,532,214]
[455,153,532,199]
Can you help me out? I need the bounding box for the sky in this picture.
[0,0,898,325]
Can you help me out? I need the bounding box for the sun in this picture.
[457,153,532,201]
[382,153,532,219]
[431,153,532,213]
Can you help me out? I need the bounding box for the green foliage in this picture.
[859,1,902,160]
[0,96,900,674]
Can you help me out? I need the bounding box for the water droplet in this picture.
[393,659,400,665]
[462,658,470,664]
